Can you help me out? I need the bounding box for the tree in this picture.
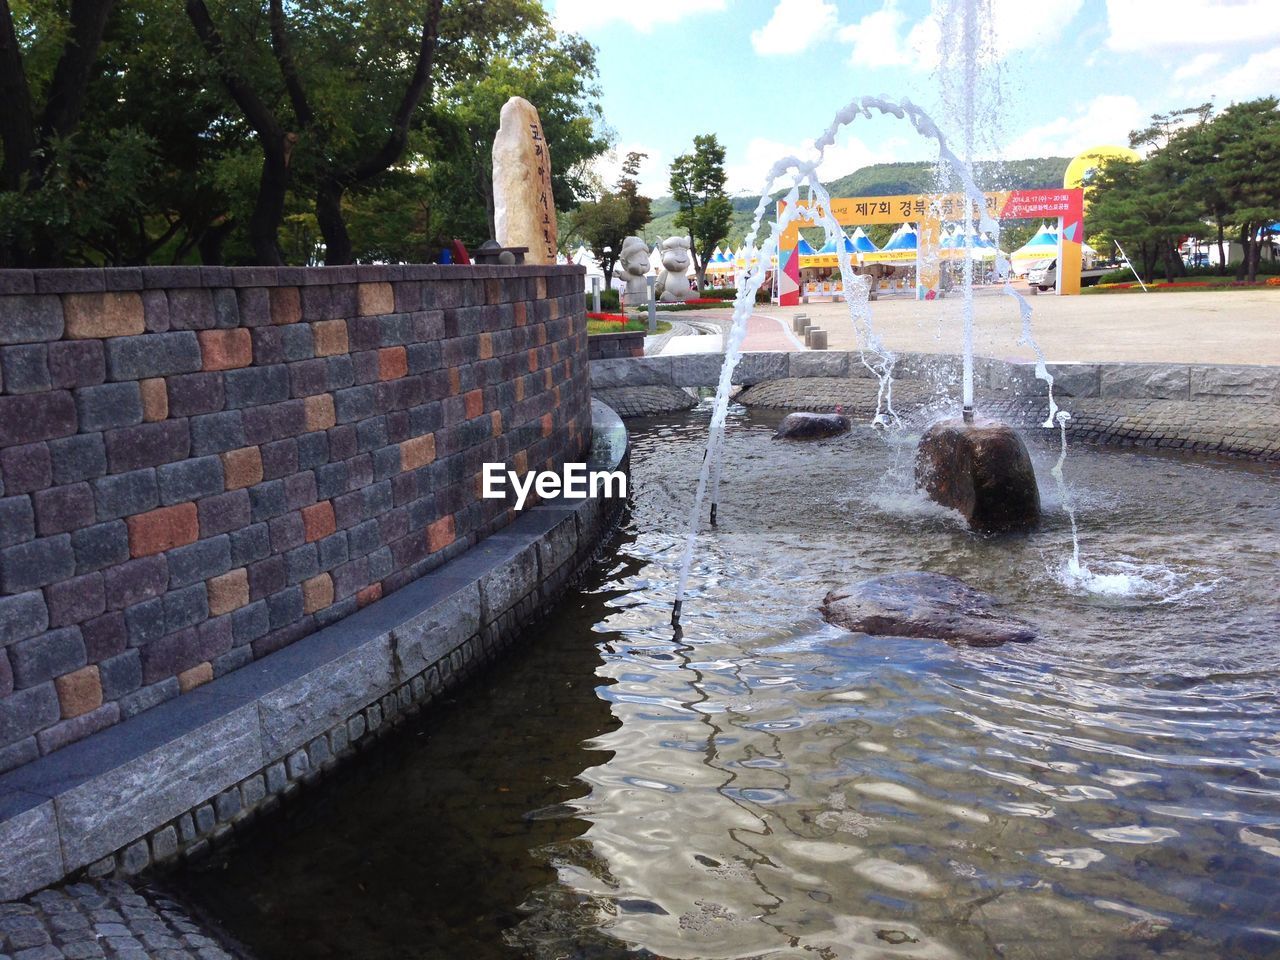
[669,134,732,294]
[0,0,606,267]
[564,150,650,283]
[185,0,444,265]
[0,0,120,265]
[1206,97,1280,283]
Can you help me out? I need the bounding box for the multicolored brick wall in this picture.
[0,264,589,771]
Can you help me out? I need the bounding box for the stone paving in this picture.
[737,376,1280,460]
[0,880,236,960]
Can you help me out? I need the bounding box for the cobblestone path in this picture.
[0,880,237,960]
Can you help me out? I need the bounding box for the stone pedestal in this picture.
[915,414,1040,531]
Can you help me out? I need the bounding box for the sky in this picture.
[546,0,1280,198]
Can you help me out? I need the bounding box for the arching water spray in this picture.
[671,96,1076,627]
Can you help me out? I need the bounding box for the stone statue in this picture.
[492,96,557,264]
[654,236,692,302]
[613,236,650,308]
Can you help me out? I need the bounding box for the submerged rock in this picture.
[820,572,1035,647]
[773,411,851,440]
[915,414,1040,531]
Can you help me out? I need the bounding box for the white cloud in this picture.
[1198,45,1280,104]
[985,0,1083,57]
[1002,94,1147,158]
[551,0,726,34]
[838,0,937,70]
[724,133,909,195]
[1105,0,1280,51]
[751,0,839,55]
[1173,52,1223,81]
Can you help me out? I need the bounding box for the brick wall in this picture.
[588,330,645,361]
[0,264,589,771]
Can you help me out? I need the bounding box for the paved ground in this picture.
[646,312,803,356]
[705,286,1280,365]
[0,880,237,960]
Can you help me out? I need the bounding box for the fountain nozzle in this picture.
[962,404,975,424]
[709,503,718,526]
[671,599,682,628]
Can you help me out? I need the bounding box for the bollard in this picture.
[805,326,824,347]
[646,275,657,334]
[792,314,810,334]
[809,329,828,350]
[591,276,601,313]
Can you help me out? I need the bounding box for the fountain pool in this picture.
[178,405,1280,959]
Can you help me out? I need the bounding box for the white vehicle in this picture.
[1027,258,1057,291]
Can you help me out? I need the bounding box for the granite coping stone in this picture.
[1,264,585,294]
[0,398,628,900]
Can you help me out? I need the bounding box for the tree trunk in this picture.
[1245,226,1261,284]
[0,0,117,266]
[249,140,289,266]
[0,0,37,194]
[197,220,233,265]
[316,180,352,265]
[1235,224,1249,280]
[687,234,702,295]
[1216,220,1226,275]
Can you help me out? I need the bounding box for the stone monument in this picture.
[655,236,693,302]
[613,236,650,308]
[492,96,557,264]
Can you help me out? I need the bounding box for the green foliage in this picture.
[669,133,732,293]
[584,288,620,311]
[0,0,608,265]
[1088,97,1280,283]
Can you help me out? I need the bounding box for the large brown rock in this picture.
[492,97,557,264]
[915,415,1040,531]
[820,572,1036,647]
[773,411,851,440]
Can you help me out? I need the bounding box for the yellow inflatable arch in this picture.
[1063,145,1140,194]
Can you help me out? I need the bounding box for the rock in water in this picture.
[820,572,1035,647]
[915,415,1040,531]
[492,97,557,264]
[773,412,851,440]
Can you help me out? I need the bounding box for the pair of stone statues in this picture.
[614,235,693,306]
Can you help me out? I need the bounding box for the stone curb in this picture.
[0,400,628,901]
[590,351,1280,404]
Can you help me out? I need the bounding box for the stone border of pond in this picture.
[0,400,628,903]
[590,353,1280,460]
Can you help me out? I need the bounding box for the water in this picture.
[180,408,1280,959]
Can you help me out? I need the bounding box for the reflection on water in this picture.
[183,406,1280,960]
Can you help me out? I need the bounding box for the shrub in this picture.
[584,288,620,311]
